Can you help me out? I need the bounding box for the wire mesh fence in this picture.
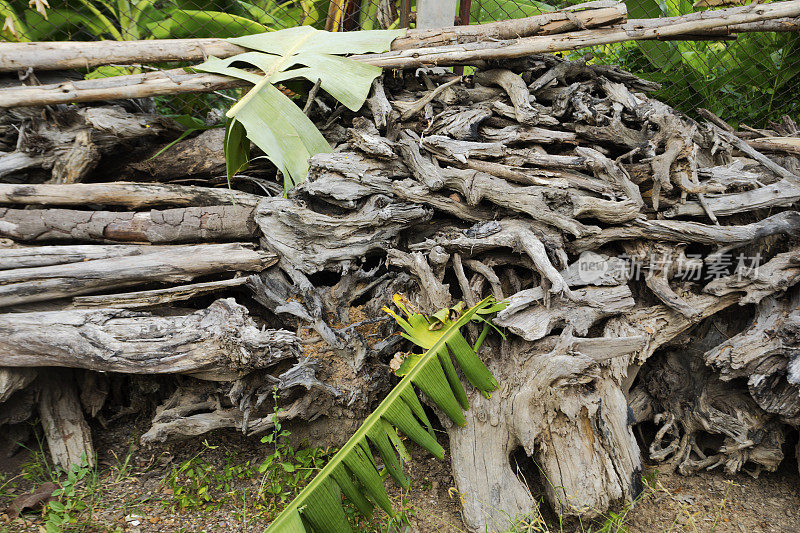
[1,0,798,125]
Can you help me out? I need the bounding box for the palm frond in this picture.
[265,295,506,532]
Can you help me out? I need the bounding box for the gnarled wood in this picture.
[255,195,431,274]
[0,298,299,379]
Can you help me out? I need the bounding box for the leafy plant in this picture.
[43,454,100,533]
[166,441,222,510]
[0,0,328,44]
[264,295,506,532]
[611,0,800,124]
[257,390,330,508]
[196,26,404,191]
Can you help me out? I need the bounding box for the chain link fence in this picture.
[1,0,798,125]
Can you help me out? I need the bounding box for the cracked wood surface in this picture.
[0,298,300,378]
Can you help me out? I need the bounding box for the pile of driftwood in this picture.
[3,3,800,531]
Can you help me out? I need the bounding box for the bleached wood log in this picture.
[0,243,190,270]
[71,277,249,309]
[0,243,274,307]
[662,179,800,218]
[0,298,299,379]
[449,331,646,531]
[0,182,261,209]
[37,370,95,469]
[0,205,256,244]
[571,211,800,253]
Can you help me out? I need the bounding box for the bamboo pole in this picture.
[0,2,626,72]
[1,1,798,108]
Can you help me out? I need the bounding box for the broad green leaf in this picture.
[147,10,267,39]
[86,65,137,79]
[223,118,251,184]
[265,297,505,533]
[270,53,382,110]
[196,26,404,190]
[231,83,330,191]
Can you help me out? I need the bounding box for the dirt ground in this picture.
[1,418,799,533]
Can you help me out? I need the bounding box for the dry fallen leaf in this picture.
[5,482,58,517]
[27,0,50,19]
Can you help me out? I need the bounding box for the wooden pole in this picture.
[0,3,627,72]
[454,0,473,76]
[417,0,458,29]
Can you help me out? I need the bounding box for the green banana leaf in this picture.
[264,296,505,532]
[195,25,404,191]
[147,9,267,38]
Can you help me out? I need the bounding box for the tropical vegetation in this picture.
[195,25,403,191]
[264,295,506,532]
[585,0,800,125]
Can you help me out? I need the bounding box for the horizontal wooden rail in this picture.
[0,2,626,72]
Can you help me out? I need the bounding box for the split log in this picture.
[0,181,261,209]
[0,243,274,307]
[0,298,300,380]
[0,243,194,270]
[449,331,646,529]
[71,277,249,309]
[0,205,256,244]
[3,2,799,106]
